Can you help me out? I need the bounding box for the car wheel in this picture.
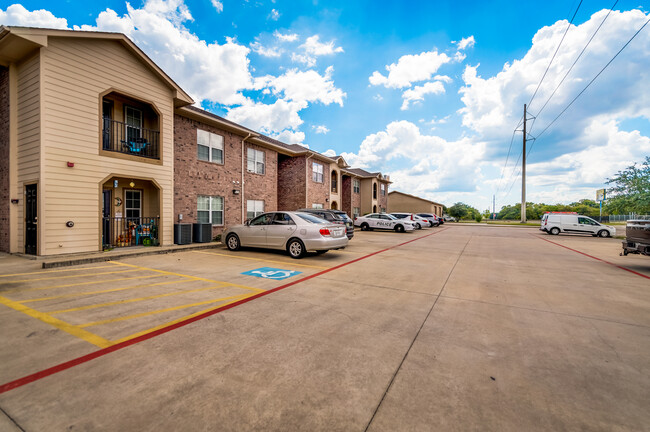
[550,227,560,235]
[360,223,370,231]
[287,238,306,259]
[395,224,405,233]
[597,230,609,238]
[415,223,421,229]
[226,234,240,251]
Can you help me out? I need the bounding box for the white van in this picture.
[540,212,616,237]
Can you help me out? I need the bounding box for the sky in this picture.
[1,0,649,212]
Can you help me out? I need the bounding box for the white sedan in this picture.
[224,211,348,259]
[354,213,415,233]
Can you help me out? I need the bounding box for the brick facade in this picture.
[307,158,330,208]
[174,114,277,238]
[0,66,9,252]
[277,154,306,210]
[378,181,389,211]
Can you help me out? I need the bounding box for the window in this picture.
[197,195,223,225]
[312,203,324,209]
[125,190,141,221]
[353,179,360,193]
[125,106,143,142]
[373,183,377,199]
[197,129,224,164]
[380,207,387,213]
[247,148,265,174]
[312,162,324,183]
[381,184,386,196]
[247,200,264,219]
[331,171,338,193]
[272,213,295,225]
[353,207,360,218]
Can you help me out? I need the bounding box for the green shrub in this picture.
[475,214,482,223]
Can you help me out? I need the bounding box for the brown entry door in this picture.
[25,184,37,255]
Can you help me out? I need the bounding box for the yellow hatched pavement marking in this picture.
[19,279,197,304]
[79,294,252,328]
[109,293,257,345]
[1,269,139,284]
[0,265,117,278]
[193,250,329,269]
[1,275,158,294]
[49,284,233,314]
[0,295,112,348]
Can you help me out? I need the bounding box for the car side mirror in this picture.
[244,219,251,226]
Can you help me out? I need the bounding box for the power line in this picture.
[530,0,619,133]
[529,13,650,155]
[495,115,523,195]
[528,0,583,110]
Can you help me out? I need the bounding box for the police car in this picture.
[354,213,415,233]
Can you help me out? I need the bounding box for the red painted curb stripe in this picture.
[536,235,650,280]
[0,228,447,394]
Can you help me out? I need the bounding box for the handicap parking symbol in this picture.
[241,267,302,280]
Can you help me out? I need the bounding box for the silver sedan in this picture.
[223,211,349,259]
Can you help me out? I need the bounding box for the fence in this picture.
[596,214,650,223]
[102,216,159,249]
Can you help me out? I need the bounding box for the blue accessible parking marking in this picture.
[241,267,302,280]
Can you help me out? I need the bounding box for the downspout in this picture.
[241,133,253,222]
[305,152,314,208]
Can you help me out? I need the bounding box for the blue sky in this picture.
[2,0,649,212]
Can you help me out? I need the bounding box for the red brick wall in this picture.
[379,181,389,211]
[307,159,330,208]
[351,183,361,216]
[341,175,352,215]
[0,66,9,252]
[277,155,306,210]
[174,114,278,237]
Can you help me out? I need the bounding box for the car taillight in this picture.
[319,228,331,236]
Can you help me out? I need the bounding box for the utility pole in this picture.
[521,104,527,223]
[493,194,496,220]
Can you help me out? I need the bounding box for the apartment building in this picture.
[387,191,444,217]
[0,26,193,255]
[0,26,393,255]
[343,168,391,216]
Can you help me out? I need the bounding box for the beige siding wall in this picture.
[40,37,175,255]
[388,192,443,216]
[16,53,42,253]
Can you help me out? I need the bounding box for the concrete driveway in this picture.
[0,225,648,431]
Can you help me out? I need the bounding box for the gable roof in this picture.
[0,26,193,107]
[388,190,443,206]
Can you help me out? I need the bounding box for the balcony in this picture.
[102,117,160,160]
[102,216,160,249]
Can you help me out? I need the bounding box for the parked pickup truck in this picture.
[621,219,650,257]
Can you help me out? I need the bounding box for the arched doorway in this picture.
[373,205,377,213]
[331,170,338,193]
[331,201,338,210]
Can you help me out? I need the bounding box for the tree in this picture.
[448,202,480,220]
[605,157,650,214]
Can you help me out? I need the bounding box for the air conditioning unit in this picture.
[193,223,212,243]
[174,223,192,245]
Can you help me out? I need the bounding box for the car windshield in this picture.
[295,213,328,224]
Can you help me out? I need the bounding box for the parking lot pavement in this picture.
[0,225,649,431]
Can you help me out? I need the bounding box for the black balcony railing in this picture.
[102,117,160,159]
[102,216,159,249]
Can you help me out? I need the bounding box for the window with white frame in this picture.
[197,195,224,225]
[125,106,143,142]
[353,179,360,193]
[197,129,224,164]
[125,190,141,220]
[312,162,323,183]
[246,200,264,219]
[353,207,360,218]
[247,148,265,174]
[381,183,386,196]
[312,203,324,209]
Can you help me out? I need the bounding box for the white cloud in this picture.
[457,36,475,50]
[254,66,346,106]
[373,94,384,101]
[227,99,307,134]
[274,31,298,42]
[341,121,486,195]
[369,49,451,88]
[292,35,344,66]
[313,125,330,134]
[0,4,69,28]
[273,130,305,144]
[401,81,446,110]
[211,0,223,13]
[250,41,282,58]
[323,149,337,157]
[269,9,280,21]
